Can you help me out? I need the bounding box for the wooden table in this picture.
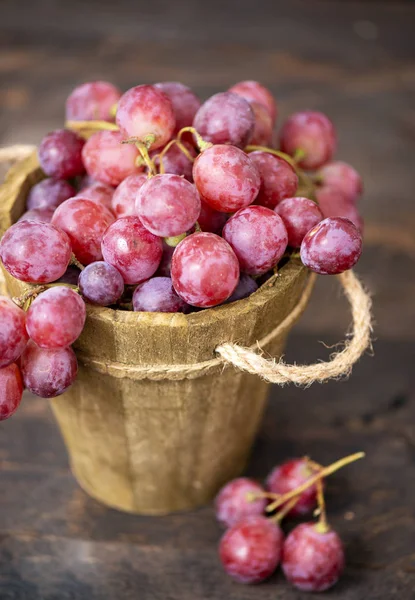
[1,1,415,598]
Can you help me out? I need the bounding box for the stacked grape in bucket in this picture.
[0,80,363,421]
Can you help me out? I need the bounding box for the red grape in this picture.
[229,80,277,124]
[78,261,124,306]
[282,523,344,592]
[156,241,175,277]
[249,102,273,146]
[111,173,147,218]
[275,197,323,248]
[65,80,121,122]
[26,178,76,211]
[116,84,175,150]
[266,458,319,517]
[52,197,115,265]
[151,141,196,181]
[193,92,254,148]
[215,478,267,527]
[223,206,288,276]
[219,515,284,584]
[76,182,115,211]
[18,208,54,224]
[316,186,363,232]
[250,151,298,209]
[0,221,71,283]
[154,82,201,134]
[26,287,86,349]
[0,363,23,420]
[21,340,78,398]
[226,274,258,303]
[133,277,188,313]
[38,129,85,179]
[197,200,228,234]
[0,297,28,368]
[280,111,336,170]
[193,145,260,213]
[300,217,362,275]
[171,232,239,307]
[317,160,362,203]
[101,216,163,284]
[136,174,201,237]
[82,130,140,187]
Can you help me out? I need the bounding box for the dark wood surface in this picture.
[1,0,415,598]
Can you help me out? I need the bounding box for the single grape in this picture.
[229,80,277,124]
[316,186,363,232]
[82,130,140,187]
[55,265,81,285]
[219,515,284,584]
[133,277,188,313]
[52,197,115,265]
[171,232,239,307]
[223,206,288,276]
[18,208,54,224]
[151,141,196,182]
[215,478,267,527]
[0,297,28,368]
[76,182,115,211]
[249,151,299,209]
[198,200,228,234]
[156,241,175,277]
[249,102,273,146]
[79,261,124,306]
[111,173,147,218]
[0,221,71,283]
[300,217,362,275]
[279,111,336,170]
[317,160,362,203]
[21,340,78,398]
[101,216,163,284]
[275,197,323,248]
[65,80,121,122]
[226,274,258,303]
[282,523,345,592]
[0,363,23,421]
[38,129,85,179]
[154,82,201,134]
[26,287,86,349]
[116,84,175,150]
[193,145,260,213]
[136,174,201,237]
[266,458,319,517]
[26,178,76,211]
[193,92,254,148]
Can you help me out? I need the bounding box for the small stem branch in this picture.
[70,253,85,271]
[164,233,187,247]
[273,496,299,523]
[121,137,157,177]
[65,120,119,139]
[244,145,297,169]
[177,127,212,152]
[12,286,46,310]
[315,477,329,533]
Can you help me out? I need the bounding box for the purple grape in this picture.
[26,178,76,211]
[280,111,336,170]
[79,261,124,306]
[275,196,323,248]
[133,277,188,313]
[38,129,85,179]
[226,274,258,303]
[21,340,78,398]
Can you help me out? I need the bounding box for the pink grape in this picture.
[52,197,115,265]
[26,287,86,349]
[0,297,28,368]
[26,178,76,211]
[229,80,277,124]
[316,186,363,232]
[116,84,175,150]
[78,261,124,306]
[156,241,175,277]
[76,182,115,211]
[275,197,323,248]
[136,174,201,237]
[317,160,362,203]
[226,274,258,303]
[111,173,147,218]
[266,458,319,517]
[280,111,336,170]
[301,217,362,275]
[133,277,188,313]
[249,102,273,146]
[193,145,260,213]
[193,92,254,148]
[282,523,344,592]
[82,130,140,187]
[65,80,121,122]
[219,515,284,584]
[38,129,85,179]
[21,340,77,398]
[0,363,23,420]
[249,151,298,209]
[151,141,196,181]
[223,206,288,276]
[198,200,228,234]
[171,232,239,307]
[0,221,71,283]
[18,208,54,223]
[215,478,267,527]
[154,82,201,133]
[101,217,163,284]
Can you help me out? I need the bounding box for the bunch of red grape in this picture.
[0,79,364,420]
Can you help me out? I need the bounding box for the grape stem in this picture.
[12,286,46,310]
[154,139,195,175]
[177,127,212,152]
[70,253,85,271]
[293,148,306,163]
[244,145,297,168]
[164,233,187,248]
[65,120,119,140]
[121,136,157,177]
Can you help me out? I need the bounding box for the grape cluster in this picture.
[0,79,364,420]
